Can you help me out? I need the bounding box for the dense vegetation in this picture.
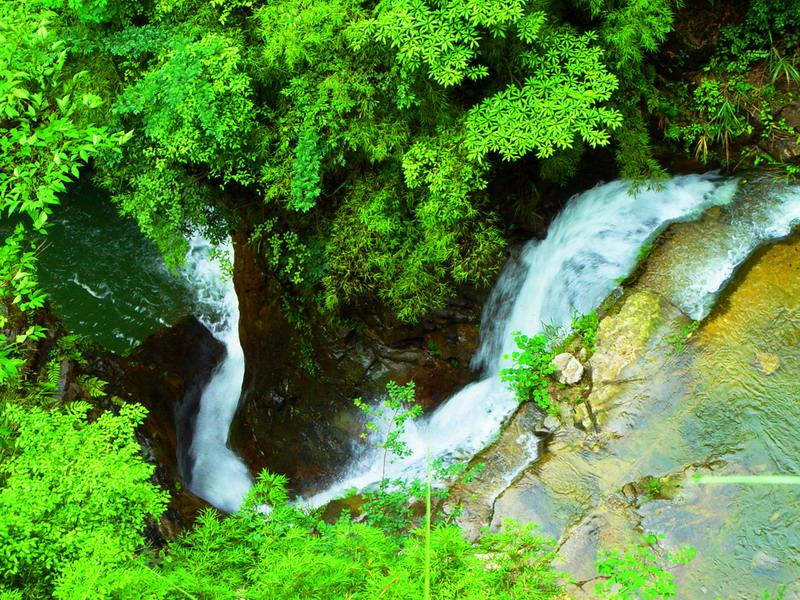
[2,0,800,597]
[0,0,689,332]
[3,0,800,334]
[1,374,693,599]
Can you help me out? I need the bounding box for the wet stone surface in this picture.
[460,226,800,597]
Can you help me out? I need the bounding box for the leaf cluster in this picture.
[0,401,168,597]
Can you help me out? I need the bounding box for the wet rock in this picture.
[620,482,638,504]
[125,316,226,483]
[587,291,671,419]
[542,415,561,433]
[448,402,547,541]
[590,292,661,385]
[94,315,224,534]
[551,352,584,384]
[755,351,780,375]
[557,505,640,583]
[472,231,800,598]
[229,227,483,496]
[779,102,800,130]
[564,578,604,600]
[572,401,593,430]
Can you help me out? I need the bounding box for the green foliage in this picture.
[323,168,505,321]
[643,477,662,500]
[665,320,699,354]
[77,469,566,599]
[352,381,487,533]
[571,310,600,352]
[0,3,125,382]
[500,310,599,411]
[367,0,526,87]
[250,218,315,287]
[465,31,622,161]
[0,228,46,308]
[768,44,800,87]
[354,380,422,480]
[96,31,257,267]
[35,0,139,24]
[666,78,753,162]
[35,0,680,322]
[595,0,677,71]
[499,332,556,413]
[0,8,124,230]
[658,0,800,172]
[732,0,800,49]
[114,34,255,177]
[595,533,695,599]
[0,401,167,597]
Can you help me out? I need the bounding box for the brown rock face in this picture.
[230,228,482,496]
[96,316,225,535]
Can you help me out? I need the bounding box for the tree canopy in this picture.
[0,0,687,323]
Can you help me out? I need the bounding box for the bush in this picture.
[0,402,167,597]
[499,332,556,413]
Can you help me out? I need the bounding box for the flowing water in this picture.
[180,239,253,514]
[25,187,251,512]
[487,179,800,598]
[33,175,800,599]
[29,185,199,353]
[308,173,739,506]
[647,235,800,597]
[637,176,800,319]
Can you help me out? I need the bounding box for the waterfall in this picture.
[183,173,800,512]
[181,238,252,513]
[656,179,800,319]
[306,173,739,506]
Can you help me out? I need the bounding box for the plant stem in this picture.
[424,448,432,600]
[694,475,800,485]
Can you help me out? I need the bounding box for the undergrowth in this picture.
[499,310,599,413]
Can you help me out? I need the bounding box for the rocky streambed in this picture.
[452,189,800,599]
[32,175,800,595]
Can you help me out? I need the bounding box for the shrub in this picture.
[0,402,167,597]
[499,332,556,413]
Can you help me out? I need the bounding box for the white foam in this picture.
[182,237,252,513]
[307,173,737,506]
[189,174,800,513]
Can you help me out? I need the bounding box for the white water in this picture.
[184,173,800,513]
[306,173,738,506]
[663,179,800,319]
[182,238,253,513]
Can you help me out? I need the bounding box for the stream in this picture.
[35,173,800,597]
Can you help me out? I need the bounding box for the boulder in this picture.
[124,315,226,484]
[551,352,584,384]
[751,550,781,572]
[755,351,780,375]
[93,315,225,536]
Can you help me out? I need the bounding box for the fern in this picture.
[77,375,107,399]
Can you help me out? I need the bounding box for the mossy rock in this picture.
[590,291,663,386]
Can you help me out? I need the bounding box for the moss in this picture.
[596,291,663,353]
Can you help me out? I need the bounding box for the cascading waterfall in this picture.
[653,178,800,319]
[184,173,800,513]
[181,238,252,513]
[307,173,739,506]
